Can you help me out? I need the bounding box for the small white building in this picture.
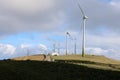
[51,52,59,56]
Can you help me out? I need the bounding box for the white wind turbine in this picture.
[66,32,70,55]
[66,32,76,55]
[76,0,88,57]
[66,32,72,55]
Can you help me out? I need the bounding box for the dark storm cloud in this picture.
[0,0,120,35]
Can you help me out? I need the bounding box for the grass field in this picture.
[0,60,120,80]
[4,54,119,80]
[51,54,120,71]
[12,54,45,61]
[52,54,120,64]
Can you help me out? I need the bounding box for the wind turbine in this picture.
[57,43,60,54]
[74,38,77,55]
[66,32,71,55]
[71,37,77,55]
[53,41,56,53]
[76,0,88,57]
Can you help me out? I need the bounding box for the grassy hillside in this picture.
[11,54,120,71]
[0,60,120,80]
[52,54,120,64]
[52,55,120,71]
[12,54,45,61]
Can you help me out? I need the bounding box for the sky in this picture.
[0,0,120,60]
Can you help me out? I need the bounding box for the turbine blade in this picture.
[76,0,85,16]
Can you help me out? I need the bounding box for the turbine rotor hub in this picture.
[83,16,88,19]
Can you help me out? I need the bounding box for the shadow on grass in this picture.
[0,60,120,80]
[55,60,120,70]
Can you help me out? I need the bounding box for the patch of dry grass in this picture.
[52,54,120,64]
[52,54,120,71]
[12,54,45,61]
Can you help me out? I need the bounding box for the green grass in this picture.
[52,54,120,64]
[0,60,120,80]
[52,55,120,71]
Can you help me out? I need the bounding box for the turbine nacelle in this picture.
[83,16,88,19]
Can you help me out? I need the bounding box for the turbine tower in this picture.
[53,41,56,53]
[66,32,71,55]
[74,38,77,55]
[58,43,60,54]
[77,0,88,57]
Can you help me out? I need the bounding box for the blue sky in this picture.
[0,0,120,60]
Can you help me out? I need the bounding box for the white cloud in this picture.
[0,0,66,35]
[0,43,119,60]
[86,47,107,55]
[86,33,120,47]
[0,0,120,35]
[39,44,47,50]
[14,44,48,57]
[0,43,48,59]
[0,44,16,55]
[110,0,120,9]
[0,44,16,59]
[86,47,120,60]
[0,0,55,14]
[20,44,31,49]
